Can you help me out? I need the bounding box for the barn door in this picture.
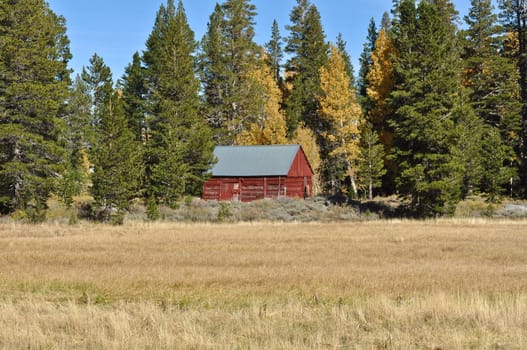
[220,182,233,201]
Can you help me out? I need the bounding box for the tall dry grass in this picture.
[1,220,527,348]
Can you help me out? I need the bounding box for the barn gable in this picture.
[203,145,314,201]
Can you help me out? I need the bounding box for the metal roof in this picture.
[211,145,301,176]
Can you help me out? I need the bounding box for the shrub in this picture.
[146,198,160,221]
[217,202,232,222]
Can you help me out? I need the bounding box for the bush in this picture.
[146,198,160,221]
[24,205,46,223]
[217,202,232,222]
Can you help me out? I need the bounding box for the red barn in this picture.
[202,145,314,202]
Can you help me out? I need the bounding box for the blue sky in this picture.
[46,0,472,81]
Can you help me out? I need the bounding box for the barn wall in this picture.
[288,148,314,177]
[202,176,312,202]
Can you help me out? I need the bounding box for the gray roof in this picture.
[211,145,301,176]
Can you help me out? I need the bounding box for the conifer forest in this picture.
[2,0,527,220]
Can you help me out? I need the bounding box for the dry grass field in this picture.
[1,220,527,349]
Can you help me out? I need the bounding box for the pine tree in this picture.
[357,18,377,102]
[144,0,214,204]
[389,0,465,216]
[463,0,521,197]
[480,127,517,201]
[0,0,71,218]
[265,19,283,84]
[81,55,143,222]
[199,0,260,144]
[199,4,228,142]
[284,1,329,134]
[318,46,362,196]
[357,123,386,200]
[498,0,527,196]
[452,100,485,199]
[90,89,143,223]
[81,54,114,134]
[59,75,92,207]
[121,52,148,143]
[336,33,355,89]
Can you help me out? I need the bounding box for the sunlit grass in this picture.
[1,221,526,348]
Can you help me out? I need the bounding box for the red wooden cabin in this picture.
[202,145,314,202]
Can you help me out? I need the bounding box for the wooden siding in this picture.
[288,147,314,177]
[203,176,312,202]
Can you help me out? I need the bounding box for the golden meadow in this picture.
[1,220,526,349]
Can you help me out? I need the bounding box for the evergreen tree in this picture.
[318,46,362,195]
[336,33,355,89]
[463,0,521,197]
[144,0,214,204]
[357,18,377,102]
[81,55,143,221]
[199,0,260,144]
[81,54,114,134]
[497,0,527,195]
[121,52,148,143]
[265,19,283,84]
[389,0,465,216]
[357,123,386,200]
[59,75,92,207]
[199,4,228,142]
[0,0,71,218]
[90,89,143,223]
[284,1,329,134]
[381,11,391,30]
[480,127,517,201]
[452,100,485,199]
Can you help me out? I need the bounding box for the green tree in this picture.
[265,19,283,84]
[357,18,377,103]
[59,75,92,207]
[0,0,71,218]
[357,123,386,200]
[144,0,214,205]
[480,127,517,201]
[498,0,527,196]
[389,0,465,216]
[463,0,521,197]
[81,54,114,134]
[82,55,143,221]
[90,90,143,223]
[121,52,148,143]
[336,33,355,90]
[452,101,485,199]
[199,0,260,144]
[284,0,329,134]
[199,4,227,142]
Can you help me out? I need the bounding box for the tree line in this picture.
[1,0,527,221]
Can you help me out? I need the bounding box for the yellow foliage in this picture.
[318,45,362,174]
[292,123,322,194]
[366,29,396,129]
[236,62,288,145]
